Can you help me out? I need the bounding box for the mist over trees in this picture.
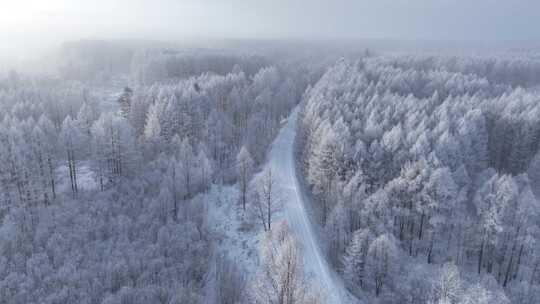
[3,37,540,304]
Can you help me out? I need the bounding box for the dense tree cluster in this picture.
[0,80,93,207]
[297,55,540,303]
[0,179,209,303]
[132,65,302,177]
[374,53,540,88]
[0,50,309,303]
[130,50,270,86]
[7,42,540,303]
[0,77,211,303]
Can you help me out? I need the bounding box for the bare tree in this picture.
[60,116,83,196]
[250,168,281,231]
[237,146,254,211]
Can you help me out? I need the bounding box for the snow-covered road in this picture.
[267,108,357,304]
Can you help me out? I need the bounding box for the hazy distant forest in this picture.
[2,39,540,304]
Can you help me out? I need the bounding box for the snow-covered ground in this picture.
[267,108,357,304]
[91,81,126,113]
[205,183,264,304]
[55,161,98,194]
[207,184,262,274]
[54,87,125,196]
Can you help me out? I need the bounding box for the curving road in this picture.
[267,108,357,304]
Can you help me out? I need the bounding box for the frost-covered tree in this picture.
[297,55,540,303]
[432,263,462,304]
[366,234,398,297]
[237,146,254,211]
[60,116,85,196]
[251,222,324,304]
[91,113,138,185]
[250,168,281,231]
[342,229,371,292]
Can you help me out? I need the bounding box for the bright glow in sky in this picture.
[1,0,539,57]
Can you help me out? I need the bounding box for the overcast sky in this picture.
[1,0,539,56]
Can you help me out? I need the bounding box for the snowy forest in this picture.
[2,3,540,302]
[3,39,540,304]
[297,53,540,303]
[0,42,331,303]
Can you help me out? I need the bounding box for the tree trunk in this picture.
[409,221,414,256]
[72,149,78,194]
[478,233,485,274]
[513,244,524,280]
[419,212,425,240]
[503,246,516,287]
[67,149,75,195]
[172,166,178,222]
[398,217,404,241]
[267,196,271,231]
[530,259,539,285]
[48,157,56,199]
[99,163,104,192]
[427,234,435,264]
